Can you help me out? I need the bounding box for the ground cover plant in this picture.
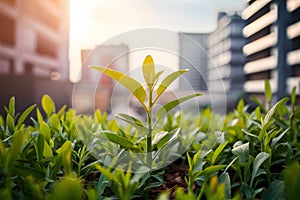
[0,56,300,199]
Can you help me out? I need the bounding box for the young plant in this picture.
[90,55,201,169]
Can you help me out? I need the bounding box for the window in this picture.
[0,13,15,46]
[36,34,57,58]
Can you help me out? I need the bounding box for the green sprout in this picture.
[90,55,201,169]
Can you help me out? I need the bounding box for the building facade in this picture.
[73,45,129,113]
[207,12,246,102]
[243,0,300,102]
[178,32,208,91]
[0,0,71,114]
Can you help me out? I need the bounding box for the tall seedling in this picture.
[90,55,201,169]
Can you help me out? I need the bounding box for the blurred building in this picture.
[178,32,208,91]
[73,45,129,113]
[243,0,300,102]
[0,0,71,114]
[207,12,246,108]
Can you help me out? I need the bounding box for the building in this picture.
[242,0,300,102]
[73,45,129,113]
[207,12,246,107]
[178,32,208,91]
[0,0,71,114]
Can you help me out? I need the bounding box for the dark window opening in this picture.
[247,26,271,43]
[0,13,15,46]
[291,64,300,77]
[247,2,271,24]
[24,1,60,31]
[289,36,300,51]
[24,62,33,74]
[246,70,271,81]
[247,48,271,62]
[36,34,57,58]
[288,7,300,26]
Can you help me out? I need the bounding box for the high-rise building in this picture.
[178,32,208,91]
[0,0,71,114]
[207,12,246,107]
[243,0,300,102]
[73,45,129,113]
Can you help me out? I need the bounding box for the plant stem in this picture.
[146,89,153,168]
[197,177,208,200]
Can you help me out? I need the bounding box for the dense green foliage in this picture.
[0,84,299,199]
[1,70,300,199]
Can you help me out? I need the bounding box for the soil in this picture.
[150,163,189,199]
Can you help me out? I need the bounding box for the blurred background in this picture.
[0,0,299,115]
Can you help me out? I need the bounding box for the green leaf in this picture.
[219,172,231,200]
[36,134,44,160]
[143,181,163,191]
[241,182,253,198]
[232,142,249,165]
[152,131,168,146]
[270,127,290,148]
[251,152,270,187]
[242,129,259,139]
[0,188,12,200]
[154,70,189,103]
[96,173,110,197]
[49,177,83,200]
[265,80,272,104]
[157,192,170,200]
[49,114,61,131]
[291,87,297,108]
[211,142,228,165]
[6,114,14,134]
[36,108,43,124]
[153,70,164,84]
[43,141,53,158]
[264,97,288,125]
[8,96,15,117]
[25,176,44,200]
[142,55,155,87]
[0,139,5,165]
[192,151,202,171]
[262,180,285,200]
[224,157,239,173]
[94,109,102,123]
[6,130,24,174]
[103,131,136,150]
[56,141,73,176]
[194,165,226,178]
[155,93,201,123]
[90,65,146,107]
[40,121,52,146]
[284,163,300,200]
[153,128,180,150]
[237,99,244,114]
[94,164,117,182]
[116,113,147,133]
[16,104,36,129]
[42,95,56,117]
[57,105,67,117]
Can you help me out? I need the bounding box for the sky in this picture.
[69,0,245,82]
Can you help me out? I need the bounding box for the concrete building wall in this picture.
[243,0,300,102]
[0,0,71,115]
[73,45,129,113]
[0,0,69,80]
[178,32,208,91]
[208,12,246,95]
